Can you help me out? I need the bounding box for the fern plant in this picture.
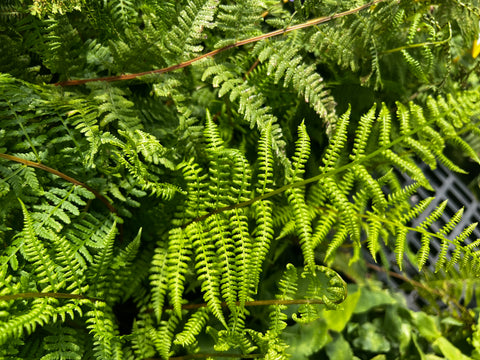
[1,0,480,359]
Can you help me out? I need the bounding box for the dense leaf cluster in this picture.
[1,0,480,359]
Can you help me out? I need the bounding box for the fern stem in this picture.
[0,292,104,303]
[0,152,117,214]
[381,23,452,55]
[54,0,389,87]
[172,298,342,311]
[166,354,264,360]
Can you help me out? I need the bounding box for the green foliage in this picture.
[2,0,480,359]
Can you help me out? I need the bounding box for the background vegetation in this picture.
[1,0,480,359]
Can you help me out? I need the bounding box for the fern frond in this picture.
[416,232,433,271]
[19,200,62,292]
[88,220,117,299]
[311,210,338,249]
[351,105,377,160]
[106,228,142,302]
[353,165,387,211]
[85,302,123,360]
[435,208,465,272]
[401,49,428,82]
[50,233,88,294]
[167,228,192,317]
[321,176,360,246]
[152,310,180,360]
[268,264,297,334]
[106,0,137,31]
[418,200,448,231]
[395,227,408,271]
[324,225,349,265]
[232,208,253,306]
[366,217,382,261]
[256,121,275,195]
[41,326,83,360]
[149,244,169,322]
[91,83,141,130]
[286,122,314,268]
[400,197,435,224]
[208,214,237,312]
[446,223,478,272]
[204,109,225,152]
[187,222,226,328]
[164,0,219,61]
[382,149,431,189]
[321,106,350,172]
[174,307,209,347]
[250,199,274,297]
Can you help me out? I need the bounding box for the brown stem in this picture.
[178,298,339,311]
[0,292,103,302]
[145,354,263,360]
[55,0,388,87]
[366,263,473,322]
[168,354,263,360]
[0,152,117,214]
